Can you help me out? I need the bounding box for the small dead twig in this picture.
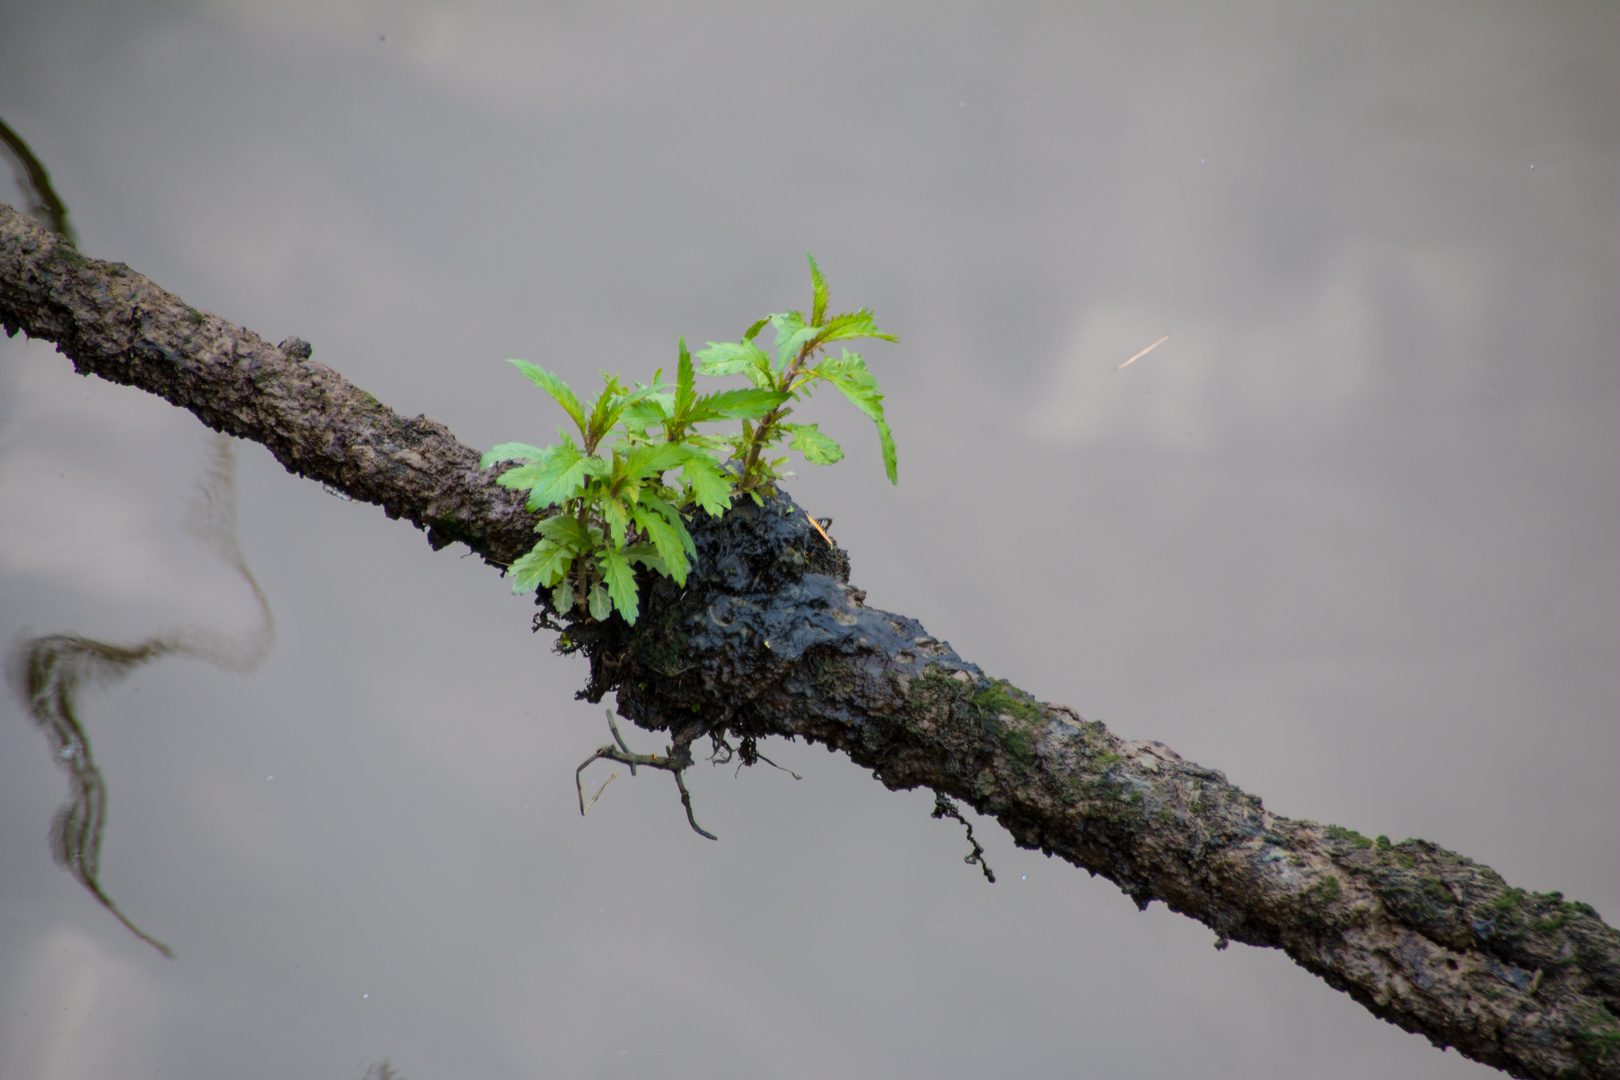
[672,769,717,841]
[582,771,618,814]
[575,712,717,840]
[1115,333,1169,372]
[932,793,995,883]
[605,710,637,775]
[805,511,835,547]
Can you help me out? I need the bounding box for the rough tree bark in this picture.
[2,202,1616,1080]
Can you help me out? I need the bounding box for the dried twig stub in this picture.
[582,771,618,815]
[1115,333,1169,371]
[805,511,835,547]
[574,712,717,839]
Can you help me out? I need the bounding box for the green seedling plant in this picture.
[483,256,897,625]
[696,254,898,494]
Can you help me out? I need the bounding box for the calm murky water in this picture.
[2,3,1615,1078]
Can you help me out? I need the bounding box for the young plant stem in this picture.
[573,496,591,608]
[739,342,814,490]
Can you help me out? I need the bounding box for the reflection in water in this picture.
[3,113,273,957]
[7,437,275,957]
[0,106,404,1078]
[0,115,79,247]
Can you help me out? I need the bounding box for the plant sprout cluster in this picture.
[483,256,897,624]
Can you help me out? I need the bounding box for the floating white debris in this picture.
[1116,334,1170,372]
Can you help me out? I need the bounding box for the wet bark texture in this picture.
[4,203,1617,1080]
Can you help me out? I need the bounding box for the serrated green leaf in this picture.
[813,349,898,483]
[583,373,628,448]
[495,440,593,510]
[771,311,814,369]
[742,316,771,342]
[875,416,898,484]
[481,442,550,468]
[817,309,897,345]
[600,496,632,549]
[597,547,639,623]
[675,338,697,418]
[509,539,573,594]
[536,514,595,550]
[552,578,574,612]
[623,543,668,576]
[697,340,772,386]
[642,495,696,555]
[587,581,613,621]
[690,387,789,422]
[681,452,735,517]
[675,431,730,460]
[815,349,884,419]
[786,423,844,465]
[631,503,690,585]
[506,551,545,595]
[585,375,664,450]
[493,462,548,492]
[772,309,806,338]
[619,441,688,484]
[535,539,576,586]
[506,360,586,435]
[621,396,670,435]
[808,253,829,326]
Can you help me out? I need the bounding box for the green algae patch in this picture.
[1323,824,1374,850]
[969,679,1045,772]
[904,666,973,715]
[1000,725,1037,771]
[1476,885,1606,947]
[968,678,1043,724]
[1572,1003,1620,1070]
[1491,887,1530,914]
[904,668,1047,775]
[51,242,88,268]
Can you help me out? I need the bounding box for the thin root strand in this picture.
[932,793,995,883]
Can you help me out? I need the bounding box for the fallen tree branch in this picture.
[3,203,1616,1080]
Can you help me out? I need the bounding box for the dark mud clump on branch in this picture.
[547,491,882,742]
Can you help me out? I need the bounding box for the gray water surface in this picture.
[1,3,1615,1078]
